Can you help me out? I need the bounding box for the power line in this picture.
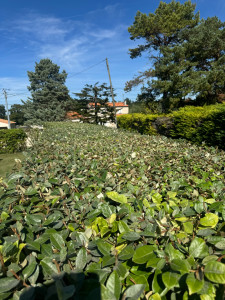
[67,59,106,79]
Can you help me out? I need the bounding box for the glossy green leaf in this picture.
[122,232,141,241]
[123,284,145,300]
[200,213,219,228]
[106,191,128,204]
[76,247,87,270]
[189,237,209,258]
[0,277,20,293]
[186,273,204,295]
[132,245,154,264]
[106,271,121,300]
[50,232,65,250]
[170,259,191,274]
[118,245,134,260]
[204,261,225,284]
[162,271,180,289]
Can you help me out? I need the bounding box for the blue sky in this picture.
[0,0,225,108]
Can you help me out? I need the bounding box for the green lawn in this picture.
[0,152,24,178]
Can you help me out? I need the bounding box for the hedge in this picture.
[0,129,27,153]
[117,113,160,135]
[117,104,225,149]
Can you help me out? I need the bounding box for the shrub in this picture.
[118,104,225,149]
[170,104,225,149]
[1,123,225,299]
[0,129,27,153]
[117,113,160,135]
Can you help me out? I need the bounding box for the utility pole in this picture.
[2,89,11,129]
[106,58,117,125]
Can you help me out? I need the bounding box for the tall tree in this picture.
[74,83,116,125]
[23,59,72,124]
[0,105,6,119]
[126,0,200,112]
[10,104,26,125]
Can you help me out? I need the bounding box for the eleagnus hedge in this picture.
[0,123,225,299]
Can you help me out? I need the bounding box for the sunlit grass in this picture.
[0,152,24,178]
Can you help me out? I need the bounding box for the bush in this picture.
[1,123,225,299]
[118,104,225,149]
[0,129,27,153]
[170,104,225,149]
[117,113,160,135]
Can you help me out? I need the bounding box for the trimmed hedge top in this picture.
[0,123,225,299]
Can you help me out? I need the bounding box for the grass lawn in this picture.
[0,152,24,178]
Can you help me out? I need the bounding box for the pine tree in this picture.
[23,59,72,124]
[74,83,116,125]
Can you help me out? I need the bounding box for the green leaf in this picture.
[200,213,219,228]
[122,232,141,241]
[118,245,134,260]
[133,245,155,264]
[123,284,145,300]
[1,212,9,221]
[24,187,38,196]
[183,222,193,234]
[28,265,40,285]
[106,271,121,300]
[76,247,87,270]
[0,277,20,293]
[170,259,191,274]
[189,237,209,258]
[100,284,117,300]
[102,255,116,267]
[165,244,184,261]
[162,271,180,289]
[204,261,225,284]
[106,191,128,204]
[22,261,37,280]
[50,232,65,250]
[40,257,58,277]
[118,221,130,233]
[96,239,112,255]
[214,240,225,250]
[186,273,204,295]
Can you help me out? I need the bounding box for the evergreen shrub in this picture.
[117,104,225,149]
[117,113,160,135]
[170,104,225,149]
[0,129,27,153]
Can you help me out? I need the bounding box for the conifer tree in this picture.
[74,83,115,125]
[23,59,72,124]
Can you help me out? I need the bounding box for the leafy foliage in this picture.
[126,1,225,112]
[117,104,225,149]
[0,105,6,119]
[73,82,116,125]
[0,129,26,154]
[0,122,225,299]
[22,59,72,124]
[10,104,26,126]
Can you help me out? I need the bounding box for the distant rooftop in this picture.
[0,119,16,124]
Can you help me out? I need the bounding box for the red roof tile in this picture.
[89,102,128,107]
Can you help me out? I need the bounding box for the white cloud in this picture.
[13,14,73,41]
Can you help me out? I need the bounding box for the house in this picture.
[66,101,129,126]
[0,119,16,129]
[88,101,129,115]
